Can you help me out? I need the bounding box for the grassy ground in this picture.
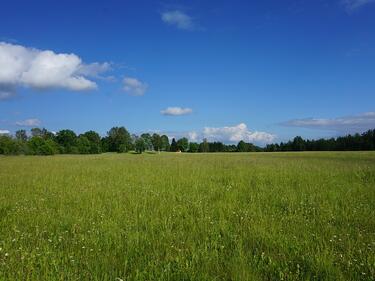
[0,152,374,281]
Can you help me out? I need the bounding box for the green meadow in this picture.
[0,152,374,281]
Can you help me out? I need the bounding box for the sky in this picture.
[0,0,375,145]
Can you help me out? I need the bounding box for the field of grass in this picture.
[0,152,374,281]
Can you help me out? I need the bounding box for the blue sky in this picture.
[0,0,375,144]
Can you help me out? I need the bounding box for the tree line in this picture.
[264,129,375,151]
[0,127,374,155]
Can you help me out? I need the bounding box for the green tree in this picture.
[107,127,132,152]
[141,133,153,150]
[170,138,178,152]
[31,128,43,137]
[177,137,189,152]
[151,133,162,152]
[188,142,199,153]
[27,137,57,155]
[81,131,102,154]
[76,136,91,154]
[135,137,146,154]
[237,140,249,152]
[199,138,209,152]
[56,130,78,153]
[160,135,170,151]
[0,135,20,155]
[15,130,27,142]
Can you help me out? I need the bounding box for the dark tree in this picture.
[199,138,210,152]
[170,138,178,152]
[76,136,91,154]
[15,130,27,142]
[31,128,43,137]
[188,142,199,153]
[135,137,146,154]
[141,133,153,150]
[177,137,189,152]
[0,135,20,155]
[27,137,58,155]
[107,127,132,152]
[81,131,102,154]
[152,133,162,152]
[55,130,78,154]
[160,135,170,151]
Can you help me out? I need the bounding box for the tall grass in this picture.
[0,152,374,280]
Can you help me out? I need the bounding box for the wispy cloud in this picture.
[161,107,193,116]
[0,129,10,135]
[15,118,41,127]
[341,0,375,12]
[123,77,148,96]
[281,112,375,133]
[161,10,195,30]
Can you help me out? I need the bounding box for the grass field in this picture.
[0,152,374,281]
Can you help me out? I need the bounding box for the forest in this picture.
[0,127,374,155]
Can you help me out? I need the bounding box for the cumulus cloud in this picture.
[342,0,375,11]
[203,123,276,144]
[0,129,10,135]
[150,123,276,145]
[161,10,195,30]
[187,131,199,142]
[123,77,148,96]
[15,118,41,127]
[0,42,109,96]
[161,107,193,116]
[76,62,112,78]
[282,112,375,133]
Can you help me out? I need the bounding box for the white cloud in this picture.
[203,123,276,144]
[161,10,194,30]
[161,107,193,116]
[123,77,148,96]
[282,112,375,133]
[188,131,198,142]
[150,123,276,145]
[76,62,112,78]
[0,42,109,95]
[15,118,41,127]
[342,0,375,11]
[0,129,10,135]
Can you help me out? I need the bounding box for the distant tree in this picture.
[31,128,43,137]
[135,137,146,154]
[152,133,162,152]
[40,128,55,140]
[0,135,20,155]
[237,141,248,152]
[160,135,170,151]
[170,138,178,152]
[81,131,102,154]
[177,137,189,152]
[55,129,78,153]
[76,136,91,154]
[141,133,153,150]
[107,127,132,152]
[199,138,210,152]
[15,130,27,142]
[188,142,199,153]
[209,141,225,152]
[292,136,305,151]
[27,136,57,155]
